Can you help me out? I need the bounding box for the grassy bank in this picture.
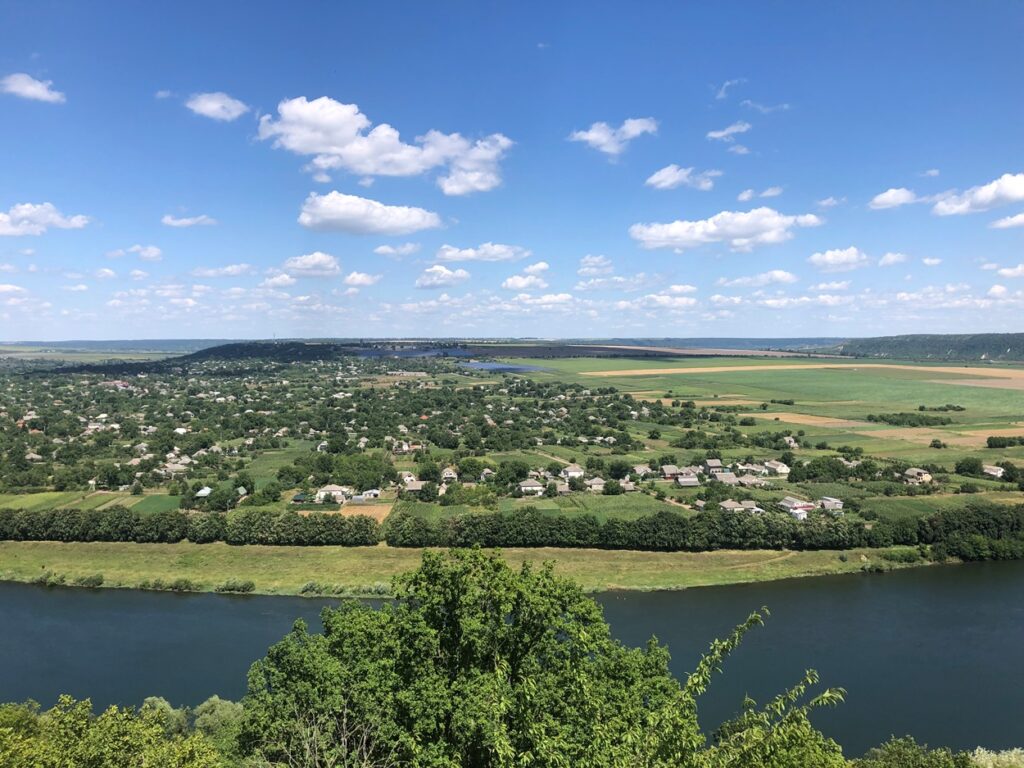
[0,541,927,596]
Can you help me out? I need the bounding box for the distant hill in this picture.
[822,333,1024,362]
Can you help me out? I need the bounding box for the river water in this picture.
[2,561,1023,754]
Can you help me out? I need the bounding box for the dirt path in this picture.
[721,551,796,570]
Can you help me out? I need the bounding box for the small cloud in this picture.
[373,242,420,258]
[738,189,754,202]
[991,212,1024,229]
[577,255,613,276]
[62,283,88,292]
[807,246,870,272]
[192,263,251,277]
[261,273,296,288]
[740,99,790,114]
[154,89,173,99]
[922,257,942,267]
[283,251,340,276]
[922,169,940,177]
[185,91,250,121]
[1,72,65,103]
[706,121,751,142]
[727,145,750,155]
[95,268,117,279]
[715,79,746,100]
[996,264,1024,278]
[502,273,548,290]
[523,261,549,275]
[569,117,658,156]
[436,242,530,262]
[130,269,148,281]
[416,264,469,288]
[343,271,381,286]
[645,165,721,191]
[989,284,1008,297]
[817,196,844,208]
[161,213,216,227]
[869,187,919,210]
[127,244,162,262]
[878,252,908,267]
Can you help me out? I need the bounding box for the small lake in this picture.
[460,360,546,372]
[2,561,1023,754]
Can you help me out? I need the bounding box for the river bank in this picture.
[0,540,928,596]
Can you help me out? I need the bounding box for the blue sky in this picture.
[1,1,1023,339]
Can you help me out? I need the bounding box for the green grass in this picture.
[130,495,183,514]
[0,540,927,595]
[0,492,87,512]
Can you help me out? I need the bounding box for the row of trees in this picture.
[3,501,1024,560]
[0,507,380,547]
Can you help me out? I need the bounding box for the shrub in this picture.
[214,578,255,594]
[72,573,104,588]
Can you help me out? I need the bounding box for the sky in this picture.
[1,1,1023,340]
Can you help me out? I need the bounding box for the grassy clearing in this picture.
[0,541,923,594]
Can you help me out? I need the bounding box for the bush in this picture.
[72,573,104,588]
[214,579,255,594]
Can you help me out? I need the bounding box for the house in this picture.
[660,464,681,479]
[620,480,637,492]
[712,471,739,486]
[316,441,330,453]
[441,466,459,483]
[818,496,844,512]
[737,462,768,476]
[24,452,43,462]
[315,484,349,503]
[983,465,1006,480]
[778,496,815,520]
[702,458,725,475]
[236,486,248,498]
[392,441,411,455]
[765,460,790,477]
[719,499,764,514]
[737,474,766,488]
[784,436,800,449]
[632,464,651,478]
[403,480,427,494]
[561,463,585,480]
[675,472,700,488]
[480,467,495,482]
[555,482,571,495]
[518,479,545,496]
[904,467,933,485]
[195,486,212,498]
[585,477,606,493]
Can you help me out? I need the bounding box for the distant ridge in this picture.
[822,333,1024,362]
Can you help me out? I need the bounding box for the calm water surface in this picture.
[2,561,1023,753]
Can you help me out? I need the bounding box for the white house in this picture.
[983,465,1006,479]
[441,466,459,482]
[315,484,349,503]
[904,467,933,485]
[818,496,844,512]
[585,477,606,493]
[518,479,545,496]
[195,486,212,498]
[561,463,585,480]
[765,460,790,477]
[778,496,815,520]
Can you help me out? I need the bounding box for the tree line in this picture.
[3,502,1024,562]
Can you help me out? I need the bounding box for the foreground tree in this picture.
[0,695,222,767]
[240,548,844,767]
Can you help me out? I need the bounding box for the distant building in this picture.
[518,479,545,496]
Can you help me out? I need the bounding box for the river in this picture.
[2,561,1023,754]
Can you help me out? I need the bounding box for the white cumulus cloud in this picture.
[373,242,420,257]
[630,207,821,252]
[0,202,89,236]
[283,251,341,276]
[718,269,798,287]
[869,187,920,210]
[932,173,1024,215]
[807,246,871,272]
[416,264,469,288]
[1,73,65,103]
[645,165,721,191]
[344,271,381,286]
[502,274,548,290]
[299,192,441,235]
[258,95,512,194]
[162,213,217,227]
[577,255,613,276]
[436,242,530,263]
[569,117,658,156]
[185,92,249,121]
[878,252,908,267]
[991,213,1024,229]
[192,263,251,277]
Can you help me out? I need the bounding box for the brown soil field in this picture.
[930,378,1024,391]
[749,412,870,428]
